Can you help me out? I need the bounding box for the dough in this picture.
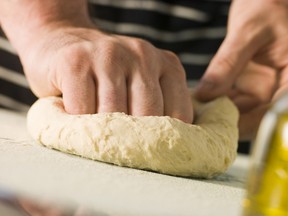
[27,96,239,178]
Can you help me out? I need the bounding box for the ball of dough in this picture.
[27,96,239,178]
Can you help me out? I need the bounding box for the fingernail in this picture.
[196,80,215,92]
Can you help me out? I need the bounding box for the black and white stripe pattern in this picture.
[88,0,229,79]
[0,31,36,112]
[0,0,230,112]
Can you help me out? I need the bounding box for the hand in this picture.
[195,0,288,104]
[227,62,277,140]
[20,23,193,123]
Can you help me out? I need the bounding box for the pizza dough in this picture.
[27,96,239,178]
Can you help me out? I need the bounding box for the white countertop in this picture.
[0,108,249,216]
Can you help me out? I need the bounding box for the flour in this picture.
[27,96,238,178]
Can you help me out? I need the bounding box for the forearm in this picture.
[0,0,91,52]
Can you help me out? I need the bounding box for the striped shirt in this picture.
[0,0,230,112]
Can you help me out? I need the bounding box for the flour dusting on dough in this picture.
[27,96,239,178]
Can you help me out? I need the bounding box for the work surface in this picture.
[0,108,249,216]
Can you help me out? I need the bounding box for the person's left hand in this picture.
[227,62,277,140]
[195,0,288,140]
[195,0,288,104]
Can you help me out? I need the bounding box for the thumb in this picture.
[195,35,256,102]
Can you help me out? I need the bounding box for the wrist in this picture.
[0,0,93,53]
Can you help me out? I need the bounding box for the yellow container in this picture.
[243,93,288,216]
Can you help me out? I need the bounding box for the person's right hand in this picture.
[19,24,193,123]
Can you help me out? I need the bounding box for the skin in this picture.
[1,0,287,140]
[195,0,288,139]
[0,0,193,123]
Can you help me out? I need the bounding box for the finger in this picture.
[236,63,276,102]
[96,70,127,114]
[230,93,261,113]
[62,73,96,114]
[273,66,288,101]
[195,35,260,102]
[160,70,193,124]
[128,73,163,117]
[239,104,269,141]
[228,63,277,112]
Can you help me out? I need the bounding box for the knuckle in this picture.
[164,50,180,62]
[130,38,153,55]
[129,38,156,60]
[97,39,129,78]
[163,51,186,79]
[98,38,125,65]
[58,45,91,75]
[61,44,88,61]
